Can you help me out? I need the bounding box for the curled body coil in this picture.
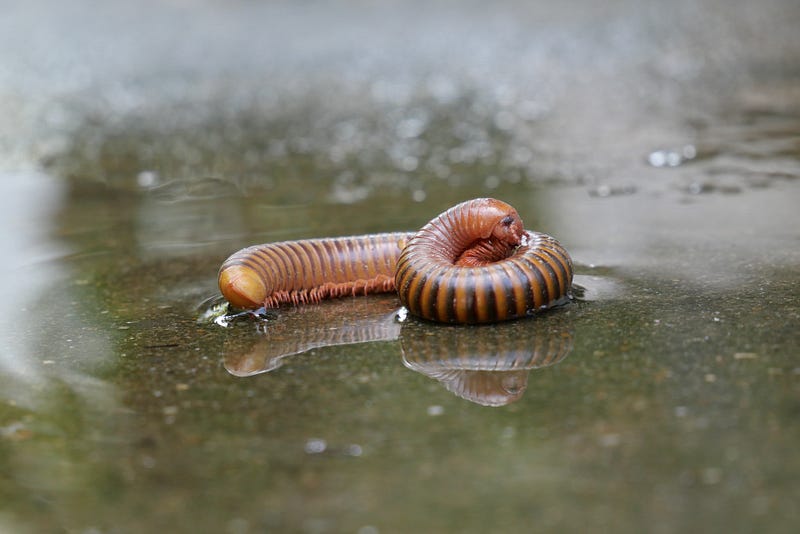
[218,198,573,324]
[395,199,573,323]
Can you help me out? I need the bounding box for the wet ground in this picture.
[1,0,799,532]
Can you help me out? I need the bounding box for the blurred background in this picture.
[0,0,798,532]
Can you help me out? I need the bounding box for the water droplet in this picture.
[648,150,667,167]
[137,170,159,188]
[648,145,697,168]
[346,444,363,457]
[427,405,444,416]
[304,438,327,454]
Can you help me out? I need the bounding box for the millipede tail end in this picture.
[218,263,268,310]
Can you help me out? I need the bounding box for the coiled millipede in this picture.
[218,198,573,324]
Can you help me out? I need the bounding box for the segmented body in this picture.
[218,232,413,310]
[218,198,573,324]
[394,199,573,323]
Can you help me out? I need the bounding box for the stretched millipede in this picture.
[218,198,573,324]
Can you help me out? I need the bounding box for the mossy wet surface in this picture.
[2,1,800,532]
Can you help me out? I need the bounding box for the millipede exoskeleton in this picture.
[394,198,573,323]
[218,232,414,310]
[218,198,573,324]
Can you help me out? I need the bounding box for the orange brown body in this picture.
[218,232,413,309]
[218,198,573,324]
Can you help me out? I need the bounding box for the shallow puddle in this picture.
[1,0,799,532]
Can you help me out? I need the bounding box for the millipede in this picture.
[218,198,573,324]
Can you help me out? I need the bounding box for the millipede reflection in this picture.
[218,198,573,324]
[219,298,573,406]
[399,320,573,406]
[223,297,401,377]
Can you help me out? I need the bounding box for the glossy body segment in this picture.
[394,198,573,324]
[396,230,572,323]
[218,232,413,309]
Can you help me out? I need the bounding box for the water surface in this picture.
[1,0,799,532]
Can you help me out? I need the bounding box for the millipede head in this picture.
[484,199,525,246]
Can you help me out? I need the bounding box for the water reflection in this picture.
[223,297,402,377]
[400,321,573,407]
[219,298,573,406]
